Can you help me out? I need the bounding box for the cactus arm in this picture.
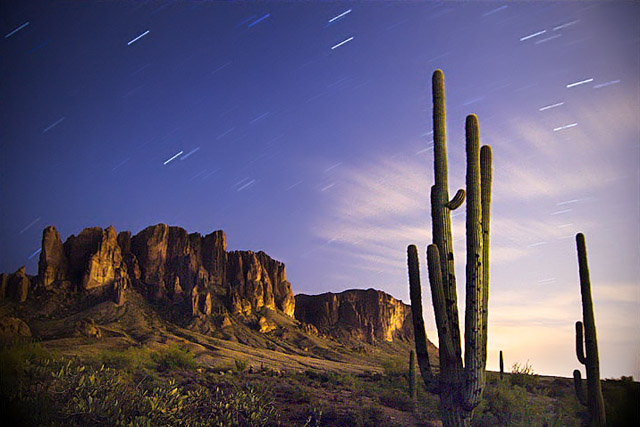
[575,321,587,365]
[573,370,588,406]
[462,114,485,411]
[431,71,463,364]
[432,69,448,192]
[446,189,466,210]
[427,244,457,365]
[408,244,439,393]
[480,145,492,368]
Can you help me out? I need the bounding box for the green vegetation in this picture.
[235,358,249,372]
[151,344,198,371]
[1,339,637,426]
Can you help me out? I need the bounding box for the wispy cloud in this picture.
[310,89,638,377]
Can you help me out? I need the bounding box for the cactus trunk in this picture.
[499,350,504,380]
[407,69,492,427]
[573,233,606,426]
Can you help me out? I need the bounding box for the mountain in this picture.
[8,224,295,319]
[0,223,432,373]
[295,289,414,344]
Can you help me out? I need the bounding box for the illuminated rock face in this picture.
[38,226,68,289]
[25,223,295,318]
[294,289,414,344]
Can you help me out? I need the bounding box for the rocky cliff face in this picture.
[2,224,295,319]
[294,289,413,344]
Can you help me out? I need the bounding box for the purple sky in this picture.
[1,1,638,378]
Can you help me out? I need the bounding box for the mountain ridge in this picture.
[1,224,430,365]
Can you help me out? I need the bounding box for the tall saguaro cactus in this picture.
[573,233,606,426]
[407,69,492,426]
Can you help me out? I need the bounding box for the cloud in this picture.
[487,90,638,201]
[309,88,639,378]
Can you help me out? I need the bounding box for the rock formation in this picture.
[226,250,295,317]
[82,226,129,293]
[294,289,413,343]
[0,273,7,299]
[38,226,68,289]
[3,224,296,320]
[5,266,30,302]
[0,316,32,339]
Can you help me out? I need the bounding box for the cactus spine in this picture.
[409,350,417,407]
[573,233,606,426]
[407,69,492,426]
[499,350,504,380]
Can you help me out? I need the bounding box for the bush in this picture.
[96,346,152,371]
[510,360,538,390]
[474,381,553,426]
[234,358,249,372]
[151,344,197,371]
[380,358,405,377]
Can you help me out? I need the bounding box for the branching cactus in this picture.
[407,69,492,426]
[573,233,606,426]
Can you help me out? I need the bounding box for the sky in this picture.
[1,1,638,379]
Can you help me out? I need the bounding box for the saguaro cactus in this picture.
[573,233,606,426]
[409,350,417,407]
[407,69,492,426]
[499,350,504,380]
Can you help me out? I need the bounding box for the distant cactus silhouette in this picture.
[573,233,606,426]
[499,350,504,380]
[407,69,492,426]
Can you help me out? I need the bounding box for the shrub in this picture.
[151,344,197,371]
[510,360,538,390]
[380,358,405,377]
[474,381,552,426]
[234,358,248,372]
[96,346,151,371]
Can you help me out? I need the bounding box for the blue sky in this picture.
[1,1,638,378]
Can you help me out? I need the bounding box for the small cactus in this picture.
[409,350,417,407]
[499,350,504,380]
[573,233,606,426]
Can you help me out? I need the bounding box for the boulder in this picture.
[0,317,32,338]
[257,316,276,333]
